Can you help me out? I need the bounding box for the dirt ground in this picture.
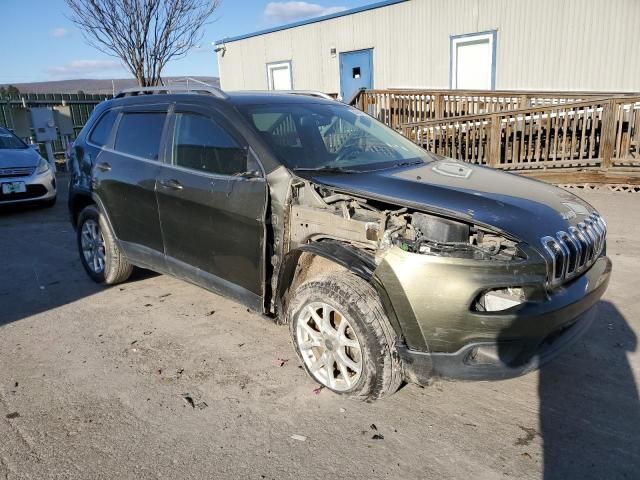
[1,175,639,480]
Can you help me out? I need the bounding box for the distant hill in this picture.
[2,77,220,95]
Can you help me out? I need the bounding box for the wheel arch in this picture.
[70,192,120,246]
[276,240,404,338]
[69,192,96,228]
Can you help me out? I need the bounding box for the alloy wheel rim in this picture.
[296,302,363,391]
[80,219,106,274]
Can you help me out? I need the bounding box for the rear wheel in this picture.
[288,271,403,401]
[77,205,133,284]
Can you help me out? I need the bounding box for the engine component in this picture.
[412,212,469,243]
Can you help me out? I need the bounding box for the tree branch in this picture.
[65,0,221,86]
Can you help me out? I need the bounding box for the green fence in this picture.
[0,92,111,155]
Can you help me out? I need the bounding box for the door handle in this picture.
[158,179,183,191]
[95,162,111,172]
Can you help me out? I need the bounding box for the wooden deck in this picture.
[352,89,640,187]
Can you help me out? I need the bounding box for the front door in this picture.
[93,105,169,264]
[340,49,373,101]
[156,105,268,308]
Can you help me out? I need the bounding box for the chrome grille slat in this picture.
[541,212,606,287]
[0,167,35,178]
[568,227,587,269]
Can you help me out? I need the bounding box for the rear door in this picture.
[92,104,169,265]
[156,104,268,307]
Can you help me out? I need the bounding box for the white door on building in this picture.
[267,61,292,90]
[451,32,496,90]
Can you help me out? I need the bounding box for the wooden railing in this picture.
[353,89,638,131]
[400,96,640,171]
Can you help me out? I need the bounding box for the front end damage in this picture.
[277,179,611,383]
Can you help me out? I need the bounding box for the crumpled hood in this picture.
[0,147,41,168]
[307,159,595,245]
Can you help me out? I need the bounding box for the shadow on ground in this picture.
[0,174,157,326]
[537,301,639,479]
[498,299,640,479]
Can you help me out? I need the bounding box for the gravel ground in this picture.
[0,175,639,480]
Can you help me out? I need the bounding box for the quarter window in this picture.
[172,113,247,176]
[89,110,118,147]
[114,112,166,160]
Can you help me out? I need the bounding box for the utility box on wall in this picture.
[30,107,57,142]
[53,106,74,136]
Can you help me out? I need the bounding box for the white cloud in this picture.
[47,60,125,79]
[49,28,70,38]
[264,2,346,24]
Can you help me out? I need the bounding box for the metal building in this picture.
[215,0,640,99]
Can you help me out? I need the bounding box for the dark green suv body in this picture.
[68,87,611,400]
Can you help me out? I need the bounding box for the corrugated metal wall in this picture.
[217,0,640,93]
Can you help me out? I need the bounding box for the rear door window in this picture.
[114,112,166,160]
[172,113,247,176]
[89,110,118,147]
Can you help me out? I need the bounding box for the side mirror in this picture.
[29,143,40,150]
[240,147,263,179]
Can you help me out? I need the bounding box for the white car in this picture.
[0,127,56,207]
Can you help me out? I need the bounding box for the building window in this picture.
[266,61,293,90]
[450,31,497,90]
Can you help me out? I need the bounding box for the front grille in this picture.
[0,167,35,178]
[0,184,47,202]
[541,212,607,286]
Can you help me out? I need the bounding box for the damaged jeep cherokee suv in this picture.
[68,87,611,400]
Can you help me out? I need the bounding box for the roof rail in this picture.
[279,90,336,101]
[115,85,227,99]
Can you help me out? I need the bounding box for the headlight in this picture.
[36,157,50,174]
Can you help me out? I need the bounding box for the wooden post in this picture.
[435,94,444,119]
[600,99,617,170]
[489,114,501,167]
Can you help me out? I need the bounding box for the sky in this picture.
[0,0,373,84]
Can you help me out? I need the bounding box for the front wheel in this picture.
[288,271,403,401]
[77,205,133,284]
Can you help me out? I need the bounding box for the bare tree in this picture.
[65,0,221,86]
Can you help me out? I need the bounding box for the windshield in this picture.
[238,102,429,171]
[0,129,27,150]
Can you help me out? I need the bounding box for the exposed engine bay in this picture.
[288,181,524,263]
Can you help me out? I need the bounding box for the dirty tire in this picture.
[288,271,403,401]
[77,205,133,285]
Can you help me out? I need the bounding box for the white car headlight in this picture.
[36,157,50,174]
